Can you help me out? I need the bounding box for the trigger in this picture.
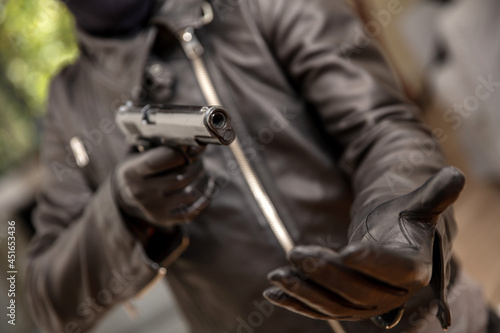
[179,145,204,164]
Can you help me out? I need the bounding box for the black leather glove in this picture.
[264,167,465,329]
[113,146,214,228]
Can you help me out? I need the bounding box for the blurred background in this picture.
[0,0,499,332]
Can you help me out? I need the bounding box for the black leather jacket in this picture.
[26,0,458,332]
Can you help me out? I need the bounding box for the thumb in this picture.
[403,167,465,216]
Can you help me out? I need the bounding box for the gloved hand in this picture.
[113,146,214,228]
[263,167,465,329]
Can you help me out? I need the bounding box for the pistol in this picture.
[116,101,236,156]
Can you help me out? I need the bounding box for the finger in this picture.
[340,243,431,289]
[268,267,378,318]
[263,286,333,320]
[145,177,212,221]
[142,161,205,193]
[147,189,202,211]
[126,163,204,198]
[164,162,206,194]
[289,246,407,308]
[403,166,465,216]
[132,146,187,176]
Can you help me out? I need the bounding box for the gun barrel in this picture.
[116,102,235,147]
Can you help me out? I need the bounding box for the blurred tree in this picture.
[0,0,78,173]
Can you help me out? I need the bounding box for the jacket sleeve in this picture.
[254,0,457,326]
[24,80,170,333]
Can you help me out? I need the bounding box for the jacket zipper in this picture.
[178,27,295,254]
[177,22,345,333]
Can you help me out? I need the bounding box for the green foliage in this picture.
[0,0,78,173]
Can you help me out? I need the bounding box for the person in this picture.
[25,0,490,332]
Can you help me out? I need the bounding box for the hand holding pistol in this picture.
[113,101,235,228]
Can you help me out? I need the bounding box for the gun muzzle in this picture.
[116,101,236,147]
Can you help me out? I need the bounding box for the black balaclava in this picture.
[64,0,156,37]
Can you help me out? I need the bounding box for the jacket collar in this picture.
[150,0,206,32]
[76,28,156,93]
[74,0,206,92]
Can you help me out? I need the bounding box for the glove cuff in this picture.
[430,227,452,329]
